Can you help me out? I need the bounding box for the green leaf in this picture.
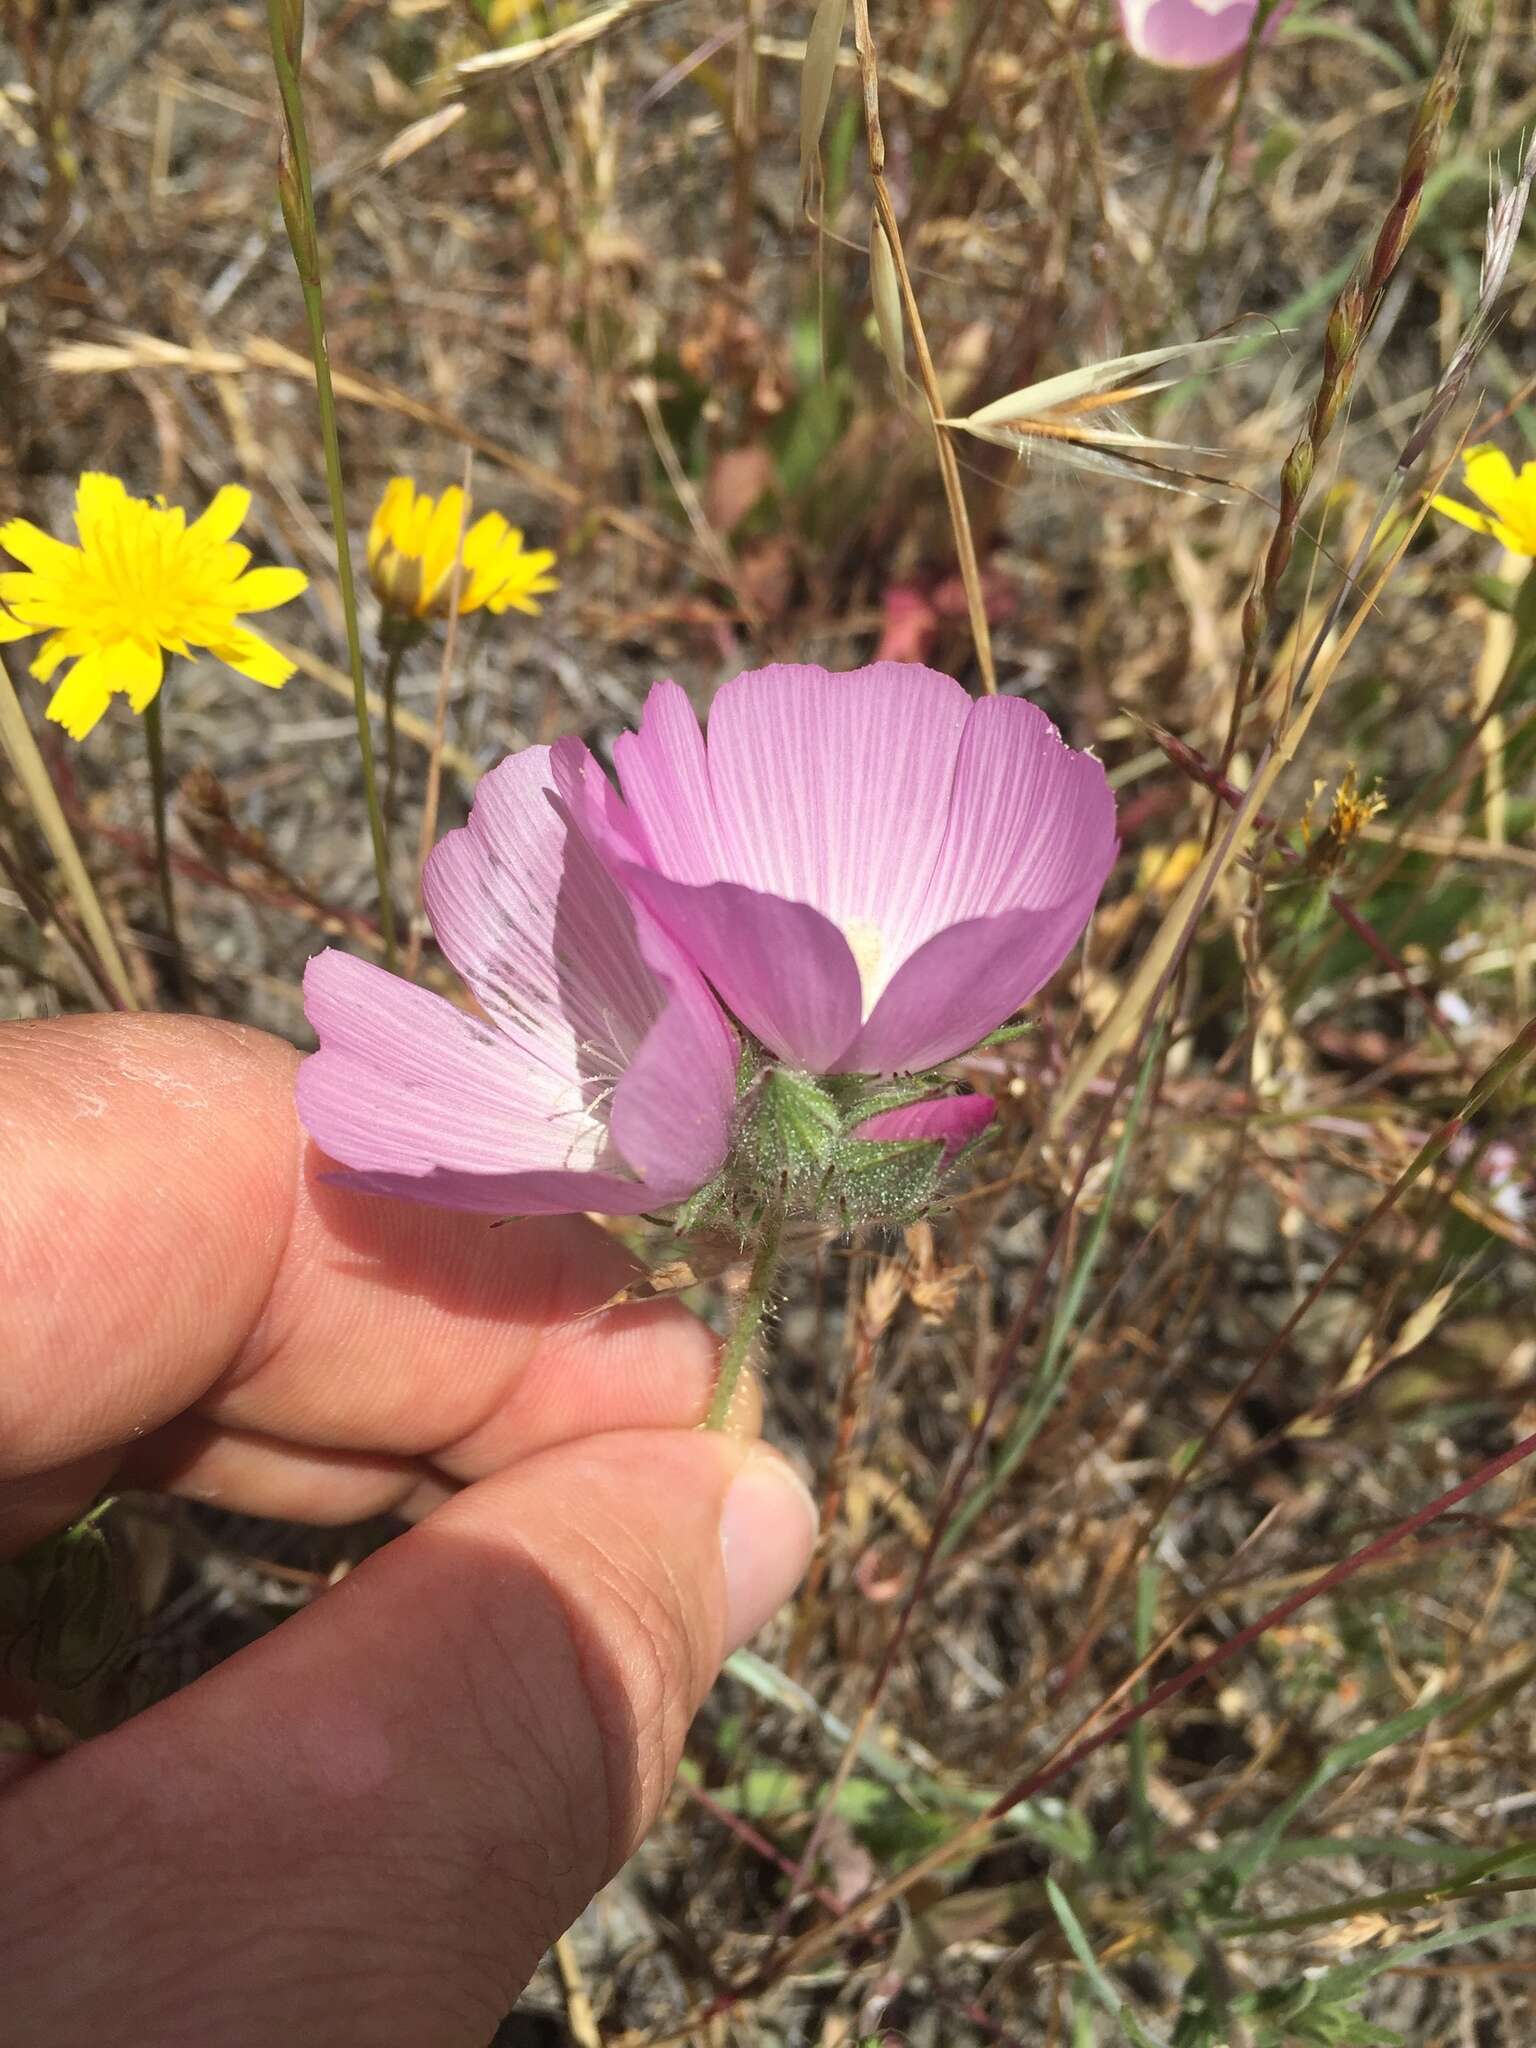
[1046,1879,1169,2048]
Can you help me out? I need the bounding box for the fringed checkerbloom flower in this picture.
[1118,0,1289,68]
[0,474,309,740]
[298,664,1116,1220]
[557,664,1118,1076]
[1432,445,1536,557]
[367,478,558,625]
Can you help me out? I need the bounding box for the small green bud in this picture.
[743,1067,842,1189]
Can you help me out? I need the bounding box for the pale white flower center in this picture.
[842,916,889,1017]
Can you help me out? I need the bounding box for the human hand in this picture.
[0,1014,816,2046]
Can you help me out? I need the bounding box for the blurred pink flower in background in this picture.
[556,663,1116,1077]
[298,748,738,1214]
[1118,0,1290,69]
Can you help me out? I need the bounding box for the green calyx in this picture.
[673,1041,989,1242]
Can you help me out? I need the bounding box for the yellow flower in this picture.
[0,473,309,741]
[1431,444,1536,556]
[367,477,559,625]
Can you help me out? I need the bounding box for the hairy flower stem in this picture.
[704,1213,785,1431]
[265,0,397,969]
[142,696,192,1008]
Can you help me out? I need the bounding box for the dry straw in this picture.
[798,0,850,201]
[0,656,138,1011]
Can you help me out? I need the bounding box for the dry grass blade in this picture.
[0,658,138,1010]
[453,0,668,83]
[798,0,850,200]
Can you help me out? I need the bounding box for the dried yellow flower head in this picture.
[366,478,558,625]
[1302,767,1387,878]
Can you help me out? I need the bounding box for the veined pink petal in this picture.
[582,666,1116,1075]
[844,899,1105,1074]
[423,748,663,1088]
[912,695,1117,933]
[553,734,864,1072]
[299,745,738,1215]
[1118,0,1289,69]
[852,1092,996,1166]
[298,951,661,1213]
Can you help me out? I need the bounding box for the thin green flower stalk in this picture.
[265,0,397,969]
[0,653,138,1011]
[141,696,193,1007]
[703,1210,786,1432]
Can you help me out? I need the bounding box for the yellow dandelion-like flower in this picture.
[0,473,309,741]
[366,477,559,626]
[1431,444,1536,557]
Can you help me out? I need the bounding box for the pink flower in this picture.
[555,663,1116,1077]
[297,747,738,1214]
[1118,0,1290,69]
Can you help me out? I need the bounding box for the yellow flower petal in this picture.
[111,636,166,714]
[0,606,35,642]
[1432,493,1500,539]
[214,628,295,689]
[73,473,131,547]
[421,487,467,606]
[227,565,310,612]
[370,477,415,565]
[0,519,81,575]
[1460,444,1519,518]
[29,633,74,679]
[188,484,253,546]
[45,651,114,741]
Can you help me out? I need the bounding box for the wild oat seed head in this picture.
[0,473,309,741]
[367,477,559,625]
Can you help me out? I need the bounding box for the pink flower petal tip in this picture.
[853,1092,997,1167]
[1118,0,1291,69]
[558,662,1116,1076]
[296,745,738,1216]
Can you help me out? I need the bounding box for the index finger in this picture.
[0,1014,719,1511]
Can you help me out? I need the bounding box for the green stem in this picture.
[265,0,397,970]
[142,693,193,1007]
[705,1212,785,1430]
[379,630,408,839]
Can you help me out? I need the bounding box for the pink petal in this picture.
[605,902,742,1197]
[422,746,661,1079]
[844,900,1104,1074]
[297,950,668,1214]
[422,741,738,1196]
[617,665,972,958]
[1119,0,1286,68]
[853,1092,996,1166]
[912,695,1117,934]
[556,731,865,1072]
[616,872,866,1074]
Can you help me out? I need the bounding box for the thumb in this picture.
[1,1429,816,2048]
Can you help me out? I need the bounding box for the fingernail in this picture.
[719,1449,819,1653]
